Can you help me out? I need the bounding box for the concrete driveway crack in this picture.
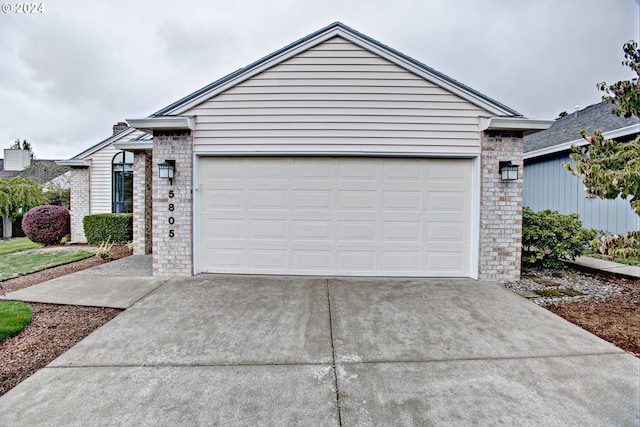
[326,278,343,426]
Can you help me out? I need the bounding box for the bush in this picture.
[21,205,70,246]
[592,230,640,260]
[83,213,132,244]
[522,207,596,268]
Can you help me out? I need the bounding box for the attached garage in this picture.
[114,22,551,281]
[197,157,473,277]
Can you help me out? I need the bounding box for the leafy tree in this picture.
[564,40,640,215]
[9,139,34,159]
[0,178,48,239]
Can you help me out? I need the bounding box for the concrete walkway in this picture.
[570,255,640,278]
[1,255,161,309]
[0,271,638,425]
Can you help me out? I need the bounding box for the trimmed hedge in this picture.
[83,213,132,244]
[22,205,70,245]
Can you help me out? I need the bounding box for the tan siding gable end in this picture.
[189,37,489,154]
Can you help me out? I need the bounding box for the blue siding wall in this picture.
[524,153,639,234]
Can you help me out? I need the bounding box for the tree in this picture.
[0,178,48,239]
[564,40,640,215]
[9,139,34,159]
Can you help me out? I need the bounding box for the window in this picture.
[112,151,134,213]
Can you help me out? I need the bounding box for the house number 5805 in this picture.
[168,190,175,238]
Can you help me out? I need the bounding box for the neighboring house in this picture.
[61,22,551,281]
[524,102,640,235]
[0,150,69,184]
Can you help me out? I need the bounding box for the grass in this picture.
[0,238,42,256]
[0,249,95,281]
[0,301,33,343]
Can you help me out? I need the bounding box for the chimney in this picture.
[3,149,31,171]
[113,122,129,135]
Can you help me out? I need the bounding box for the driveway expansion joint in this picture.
[325,279,343,426]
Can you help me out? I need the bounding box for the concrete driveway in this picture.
[0,275,638,426]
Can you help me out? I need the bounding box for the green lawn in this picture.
[0,238,42,256]
[0,249,95,281]
[0,301,33,343]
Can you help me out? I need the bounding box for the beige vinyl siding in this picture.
[84,130,146,214]
[190,37,489,154]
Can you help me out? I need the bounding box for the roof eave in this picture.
[113,141,153,151]
[126,116,195,133]
[524,123,640,160]
[56,159,91,167]
[480,117,554,132]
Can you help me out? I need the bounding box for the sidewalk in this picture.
[569,256,640,278]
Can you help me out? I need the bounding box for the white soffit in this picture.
[127,116,195,132]
[480,117,553,132]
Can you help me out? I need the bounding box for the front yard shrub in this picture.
[592,230,640,260]
[83,213,132,244]
[522,207,596,268]
[21,205,70,246]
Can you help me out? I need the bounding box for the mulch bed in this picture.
[544,274,640,358]
[0,245,130,397]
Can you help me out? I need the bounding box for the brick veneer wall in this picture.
[133,152,153,255]
[69,167,90,242]
[479,131,524,282]
[152,131,193,276]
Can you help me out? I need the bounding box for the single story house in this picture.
[524,102,640,235]
[60,22,551,281]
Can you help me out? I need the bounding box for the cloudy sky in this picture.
[0,0,638,160]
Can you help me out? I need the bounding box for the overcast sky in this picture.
[0,0,638,160]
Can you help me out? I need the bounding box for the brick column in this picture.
[69,168,90,242]
[133,151,153,255]
[152,131,193,276]
[479,131,524,282]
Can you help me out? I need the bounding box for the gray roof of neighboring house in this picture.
[0,159,70,181]
[153,21,522,117]
[524,102,639,153]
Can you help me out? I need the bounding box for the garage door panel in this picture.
[293,250,332,271]
[382,191,421,211]
[248,249,288,270]
[337,251,377,271]
[199,157,472,277]
[293,190,332,209]
[248,220,288,240]
[337,221,377,241]
[381,251,422,272]
[337,191,377,211]
[293,221,332,241]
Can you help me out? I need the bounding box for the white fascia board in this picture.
[524,123,640,160]
[127,116,195,132]
[480,117,554,132]
[113,141,153,151]
[56,159,91,167]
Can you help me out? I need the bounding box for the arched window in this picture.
[112,151,134,213]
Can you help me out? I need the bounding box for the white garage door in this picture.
[198,157,472,277]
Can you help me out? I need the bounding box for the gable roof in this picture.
[152,22,522,118]
[524,102,640,158]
